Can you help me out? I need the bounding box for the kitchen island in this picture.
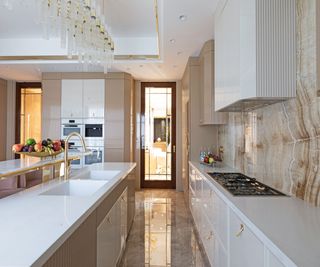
[0,162,136,267]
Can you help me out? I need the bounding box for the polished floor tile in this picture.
[120,190,210,267]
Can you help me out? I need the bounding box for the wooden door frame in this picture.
[141,82,176,189]
[15,82,42,158]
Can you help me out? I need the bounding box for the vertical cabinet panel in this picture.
[199,40,228,125]
[97,188,127,267]
[61,80,83,118]
[83,79,105,118]
[229,210,264,267]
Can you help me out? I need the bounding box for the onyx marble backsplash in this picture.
[218,0,320,206]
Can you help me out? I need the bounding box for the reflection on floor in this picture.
[120,190,210,267]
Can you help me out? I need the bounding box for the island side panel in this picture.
[43,211,97,267]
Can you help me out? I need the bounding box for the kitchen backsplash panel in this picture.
[218,0,320,206]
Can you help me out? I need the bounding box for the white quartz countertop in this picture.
[190,161,320,267]
[0,162,136,267]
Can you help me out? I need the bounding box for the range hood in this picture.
[214,0,296,112]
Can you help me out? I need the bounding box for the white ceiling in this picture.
[0,0,218,81]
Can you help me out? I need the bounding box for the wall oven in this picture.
[61,119,84,140]
[84,119,104,140]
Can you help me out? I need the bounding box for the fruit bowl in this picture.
[15,150,63,158]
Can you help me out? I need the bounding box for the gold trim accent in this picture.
[0,157,79,180]
[0,54,160,61]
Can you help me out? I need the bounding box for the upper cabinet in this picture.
[199,40,228,125]
[61,79,105,119]
[83,79,105,118]
[214,0,296,112]
[61,79,83,118]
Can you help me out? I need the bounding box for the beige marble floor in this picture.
[120,190,210,267]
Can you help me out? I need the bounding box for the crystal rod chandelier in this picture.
[0,0,114,72]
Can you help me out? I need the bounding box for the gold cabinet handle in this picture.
[236,224,245,237]
[206,231,214,240]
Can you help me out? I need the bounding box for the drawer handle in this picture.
[236,224,245,237]
[206,231,214,240]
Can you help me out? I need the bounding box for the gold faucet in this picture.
[64,132,87,180]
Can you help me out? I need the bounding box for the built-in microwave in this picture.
[61,119,84,140]
[84,119,104,140]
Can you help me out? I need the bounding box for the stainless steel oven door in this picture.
[84,147,104,166]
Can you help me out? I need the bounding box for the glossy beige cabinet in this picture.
[105,73,134,162]
[42,79,61,139]
[199,40,228,125]
[182,58,218,163]
[97,188,127,267]
[0,79,7,160]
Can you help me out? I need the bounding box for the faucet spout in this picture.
[64,132,87,180]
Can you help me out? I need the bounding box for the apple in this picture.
[53,142,61,152]
[209,158,215,164]
[12,144,24,152]
[34,143,43,152]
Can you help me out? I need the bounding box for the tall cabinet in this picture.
[199,40,228,125]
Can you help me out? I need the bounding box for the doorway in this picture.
[15,83,42,147]
[141,82,176,189]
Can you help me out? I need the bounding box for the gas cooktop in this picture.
[207,172,286,196]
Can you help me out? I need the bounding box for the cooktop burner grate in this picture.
[207,172,286,196]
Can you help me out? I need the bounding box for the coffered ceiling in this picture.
[0,0,218,81]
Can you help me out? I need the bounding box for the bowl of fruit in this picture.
[12,138,65,158]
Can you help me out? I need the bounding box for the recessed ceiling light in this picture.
[179,15,187,21]
[170,39,176,44]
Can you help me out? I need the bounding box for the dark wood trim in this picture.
[140,82,176,189]
[15,82,42,159]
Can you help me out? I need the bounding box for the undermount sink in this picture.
[73,170,121,181]
[40,180,108,197]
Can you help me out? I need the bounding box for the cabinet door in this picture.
[200,213,215,266]
[120,188,128,250]
[97,198,121,267]
[229,210,264,267]
[97,204,117,267]
[61,80,83,118]
[83,79,105,118]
